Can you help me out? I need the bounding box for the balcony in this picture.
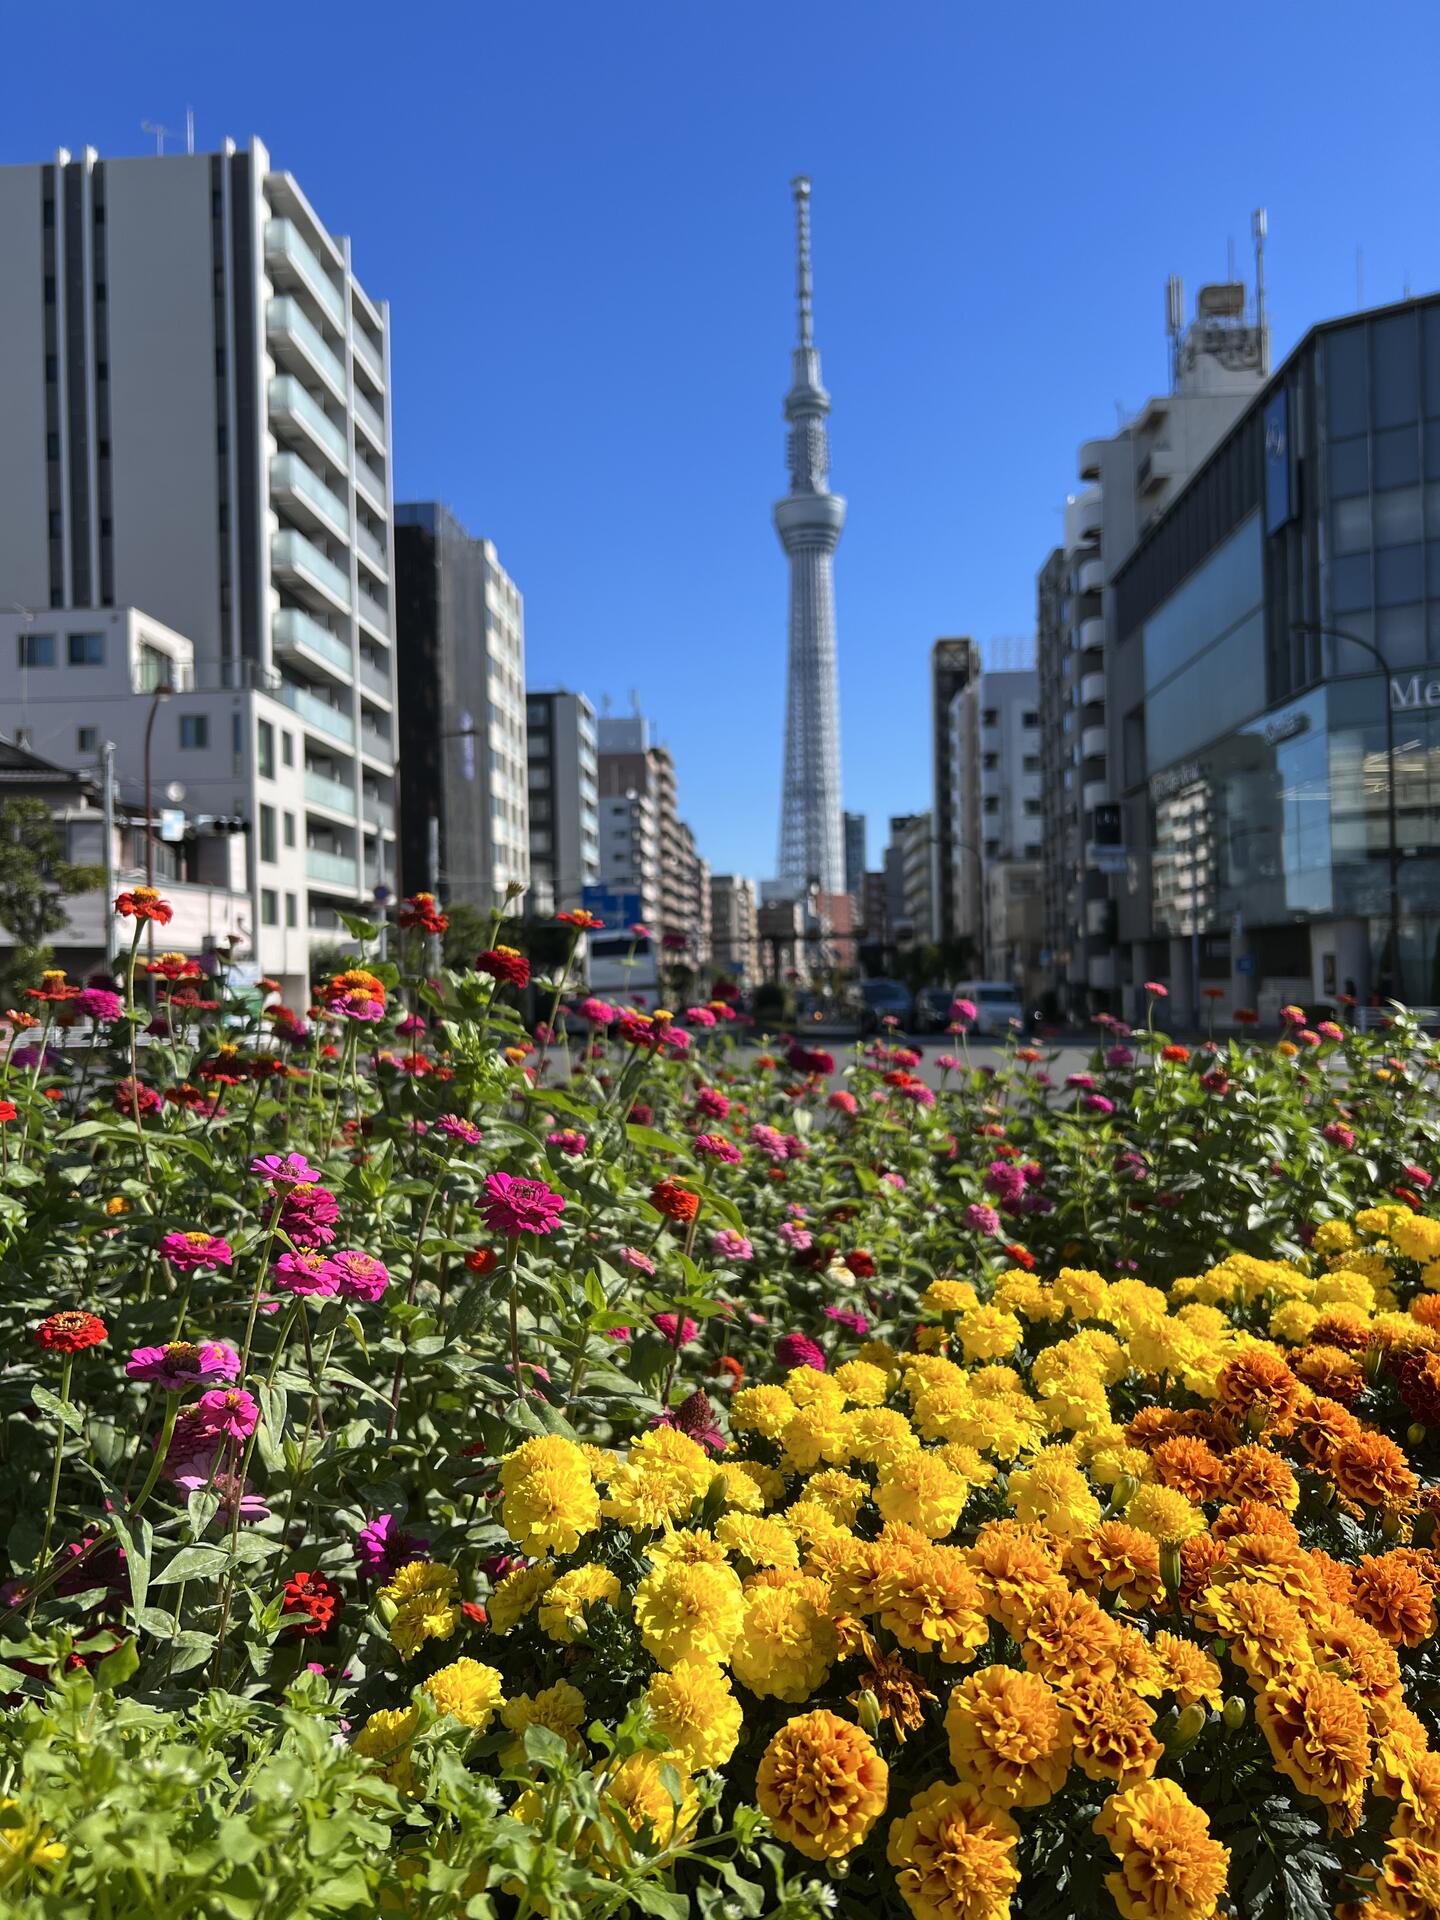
[1079,671,1106,707]
[1078,437,1108,483]
[1082,780,1110,812]
[1081,726,1108,760]
[358,652,393,702]
[1138,445,1181,494]
[355,520,388,574]
[270,453,349,541]
[352,326,383,385]
[1077,616,1105,654]
[269,375,348,471]
[1064,486,1103,553]
[273,527,351,615]
[264,219,345,330]
[279,679,355,746]
[359,722,392,764]
[267,297,346,401]
[362,790,395,831]
[356,585,390,640]
[352,385,386,452]
[353,457,386,512]
[1078,555,1104,595]
[305,767,355,815]
[306,847,359,892]
[273,605,352,679]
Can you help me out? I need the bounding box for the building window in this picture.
[67,632,104,666]
[77,726,98,753]
[19,632,55,668]
[261,888,279,926]
[281,731,294,767]
[285,892,298,928]
[45,354,57,382]
[257,719,275,779]
[259,805,277,863]
[1022,710,1039,727]
[283,811,296,848]
[179,715,209,750]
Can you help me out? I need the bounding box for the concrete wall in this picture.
[0,166,51,607]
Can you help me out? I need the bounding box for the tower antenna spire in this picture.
[793,175,813,349]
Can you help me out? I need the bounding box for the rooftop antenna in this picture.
[1165,275,1184,391]
[185,107,195,154]
[628,687,641,717]
[1252,207,1269,373]
[792,175,813,349]
[1227,235,1236,284]
[141,119,172,156]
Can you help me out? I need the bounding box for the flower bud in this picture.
[1111,1475,1139,1511]
[1222,1695,1247,1730]
[1381,1508,1403,1540]
[1160,1543,1183,1594]
[1365,1341,1386,1385]
[1166,1702,1207,1751]
[854,1689,882,1738]
[1409,1423,1427,1449]
[826,1855,851,1881]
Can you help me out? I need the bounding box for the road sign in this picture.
[158,808,186,843]
[580,884,645,932]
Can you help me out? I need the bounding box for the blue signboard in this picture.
[580,884,646,932]
[1263,389,1293,534]
[1236,955,1256,975]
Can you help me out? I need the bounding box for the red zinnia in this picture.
[1003,1243,1036,1270]
[844,1248,876,1279]
[1161,1044,1190,1064]
[398,892,449,934]
[34,1310,108,1354]
[115,887,173,924]
[0,1100,16,1123]
[465,1247,500,1276]
[478,946,530,989]
[556,909,605,931]
[651,1180,700,1225]
[282,1569,342,1637]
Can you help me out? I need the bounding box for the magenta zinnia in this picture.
[481,1171,566,1237]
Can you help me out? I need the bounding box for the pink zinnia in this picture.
[711,1228,754,1262]
[396,1013,428,1036]
[331,1250,390,1303]
[482,1171,566,1237]
[828,1089,858,1114]
[76,987,124,1021]
[577,997,615,1026]
[279,1184,340,1243]
[964,1202,1001,1235]
[617,1246,656,1276]
[1083,1093,1115,1114]
[1143,981,1168,998]
[127,1340,240,1390]
[778,1220,812,1252]
[193,1388,260,1442]
[251,1152,320,1188]
[653,1313,698,1348]
[547,1128,587,1156]
[984,1161,1026,1205]
[437,1114,482,1145]
[1065,1072,1095,1089]
[272,1248,341,1297]
[685,1006,717,1028]
[952,998,977,1025]
[749,1124,788,1162]
[694,1132,741,1164]
[160,1230,234,1271]
[694,1087,730,1119]
[880,1172,906,1190]
[824,1304,869,1335]
[1323,1122,1356,1151]
[357,1512,425,1579]
[1106,1046,1135,1068]
[776,1332,826,1372]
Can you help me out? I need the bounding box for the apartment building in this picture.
[525,689,600,917]
[950,667,1043,975]
[710,873,759,980]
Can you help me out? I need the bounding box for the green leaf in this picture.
[151,1544,230,1585]
[339,912,380,942]
[109,1508,153,1620]
[96,1634,140,1690]
[168,1630,217,1674]
[31,1384,83,1432]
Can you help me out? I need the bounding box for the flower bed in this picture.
[2,904,1440,1916]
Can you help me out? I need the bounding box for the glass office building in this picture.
[1111,296,1440,1020]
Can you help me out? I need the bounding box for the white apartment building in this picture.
[526,689,600,916]
[950,667,1043,974]
[0,137,398,964]
[598,789,660,926]
[710,874,759,981]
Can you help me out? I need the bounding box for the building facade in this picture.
[0,138,399,946]
[710,873,759,981]
[524,690,599,917]
[950,667,1043,976]
[1112,293,1440,1022]
[930,637,981,942]
[393,504,527,910]
[1038,276,1270,1013]
[774,178,846,897]
[597,715,709,955]
[843,810,866,896]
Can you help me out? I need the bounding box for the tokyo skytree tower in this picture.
[774,175,846,897]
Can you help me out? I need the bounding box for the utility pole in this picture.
[101,741,117,975]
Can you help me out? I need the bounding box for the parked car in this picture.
[953,979,1024,1036]
[859,977,915,1033]
[914,985,956,1033]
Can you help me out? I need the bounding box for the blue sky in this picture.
[7,2,1440,879]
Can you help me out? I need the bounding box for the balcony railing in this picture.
[267,297,346,400]
[305,768,356,813]
[362,791,395,830]
[353,457,386,511]
[356,587,390,640]
[306,848,359,891]
[355,520,388,571]
[132,660,280,695]
[352,386,386,450]
[264,219,345,329]
[352,326,384,385]
[268,375,348,470]
[270,453,349,540]
[279,679,355,746]
[358,653,392,701]
[359,724,392,763]
[273,528,352,612]
[274,606,352,678]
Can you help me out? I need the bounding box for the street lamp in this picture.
[141,681,174,976]
[1292,622,1402,1002]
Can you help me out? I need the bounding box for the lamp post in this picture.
[1292,622,1402,1002]
[141,681,174,977]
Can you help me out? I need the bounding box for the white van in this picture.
[586,930,663,1013]
[953,980,1025,1037]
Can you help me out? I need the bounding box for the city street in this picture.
[730,1032,1095,1085]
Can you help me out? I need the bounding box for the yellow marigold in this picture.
[1270,1299,1322,1344]
[593,1752,699,1863]
[352,1704,420,1792]
[502,1459,599,1558]
[1314,1267,1376,1310]
[422,1657,505,1730]
[910,1379,977,1444]
[804,1468,869,1523]
[781,1402,853,1473]
[1037,1371,1112,1437]
[1093,1777,1230,1920]
[1122,1484,1205,1546]
[1256,1668,1371,1829]
[1089,1443,1155,1490]
[647,1528,727,1569]
[971,1364,1028,1398]
[922,1278,979,1316]
[877,1544,991,1666]
[487,1561,555,1635]
[785,1364,845,1408]
[1198,1577,1311,1683]
[934,1443,996,1489]
[499,1433,591,1494]
[1313,1220,1357,1258]
[645,1661,743,1770]
[1351,1551,1437,1647]
[723,1458,784,1507]
[1054,1266,1109,1320]
[1390,1215,1440,1263]
[627,1425,716,1498]
[854,1338,903,1375]
[841,1405,922,1469]
[1021,1584,1122,1693]
[756,1709,889,1859]
[956,1304,1023,1363]
[993,1271,1057,1324]
[1151,1631,1223,1710]
[499,1680,586,1764]
[1067,1681,1162,1789]
[1101,1279,1171,1335]
[536,1563,621,1643]
[731,1385,796,1440]
[1007,1455,1103,1541]
[945,1665,1073,1809]
[1125,1315,1206,1383]
[710,1462,765,1512]
[602,1461,699,1531]
[633,1558,745,1669]
[380,1561,462,1661]
[731,1579,839,1701]
[0,1798,65,1884]
[887,1781,1020,1920]
[784,1497,854,1549]
[715,1512,800,1570]
[876,1451,972,1539]
[833,1359,890,1406]
[1066,1523,1163,1612]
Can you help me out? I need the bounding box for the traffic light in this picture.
[185,815,249,838]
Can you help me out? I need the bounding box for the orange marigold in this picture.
[965,1520,1065,1639]
[1215,1347,1300,1433]
[1094,1777,1230,1920]
[1020,1584,1121,1693]
[887,1782,1020,1920]
[1292,1392,1365,1469]
[1177,1533,1230,1612]
[1351,1552,1437,1648]
[1255,1668,1371,1832]
[1289,1342,1366,1405]
[1066,1681,1162,1789]
[1328,1432,1420,1515]
[877,1545,990,1665]
[1149,1436,1226,1503]
[1211,1499,1301,1546]
[1197,1578,1312,1683]
[755,1709,888,1860]
[1368,1835,1440,1919]
[944,1665,1074,1809]
[1065,1522,1164,1612]
[1307,1603,1402,1714]
[1220,1443,1300,1512]
[1151,1631,1224,1711]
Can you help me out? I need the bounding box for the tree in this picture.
[0,798,106,999]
